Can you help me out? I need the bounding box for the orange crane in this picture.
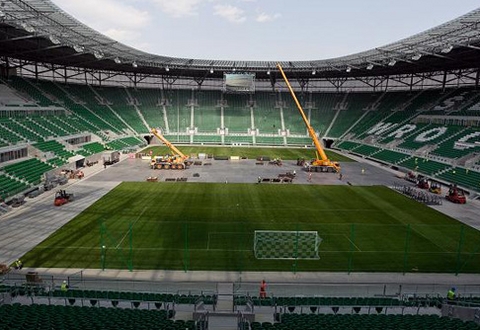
[150,128,191,169]
[276,63,340,173]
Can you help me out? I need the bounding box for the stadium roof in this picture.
[0,0,480,80]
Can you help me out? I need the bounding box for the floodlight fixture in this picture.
[132,61,138,68]
[312,69,316,75]
[366,63,374,70]
[21,22,35,33]
[210,68,214,74]
[73,44,84,53]
[93,50,103,59]
[266,70,270,75]
[346,66,352,73]
[49,35,60,45]
[441,45,453,53]
[165,66,170,72]
[388,59,396,66]
[411,53,422,61]
[114,57,121,64]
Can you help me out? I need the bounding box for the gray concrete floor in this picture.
[2,150,480,297]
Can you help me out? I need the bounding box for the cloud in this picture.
[256,12,281,23]
[51,0,150,30]
[151,0,203,17]
[103,28,141,43]
[213,4,246,23]
[104,28,153,51]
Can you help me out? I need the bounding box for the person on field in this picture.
[259,280,267,298]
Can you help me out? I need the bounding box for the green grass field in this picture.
[141,146,352,162]
[23,183,480,273]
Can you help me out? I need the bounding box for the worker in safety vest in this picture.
[61,280,69,292]
[14,259,23,270]
[447,287,456,301]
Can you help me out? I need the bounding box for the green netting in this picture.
[254,230,322,260]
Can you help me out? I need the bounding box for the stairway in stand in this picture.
[193,282,254,330]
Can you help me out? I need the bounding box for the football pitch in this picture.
[23,182,480,273]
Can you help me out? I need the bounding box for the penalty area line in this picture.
[344,234,362,252]
[115,206,147,249]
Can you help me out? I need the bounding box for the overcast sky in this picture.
[50,0,479,61]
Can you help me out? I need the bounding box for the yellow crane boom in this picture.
[151,128,188,160]
[276,63,340,173]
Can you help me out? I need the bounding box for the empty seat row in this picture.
[0,303,196,330]
[248,313,480,330]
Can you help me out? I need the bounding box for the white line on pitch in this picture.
[115,207,147,249]
[344,234,362,252]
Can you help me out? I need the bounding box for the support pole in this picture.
[183,222,189,273]
[455,225,465,276]
[348,224,356,274]
[402,224,411,275]
[128,221,133,272]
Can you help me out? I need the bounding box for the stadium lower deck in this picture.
[2,151,480,329]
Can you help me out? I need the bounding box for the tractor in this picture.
[429,182,442,194]
[417,176,429,189]
[54,190,74,206]
[405,171,418,183]
[446,185,466,204]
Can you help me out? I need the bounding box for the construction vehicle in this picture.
[54,190,73,206]
[429,182,442,194]
[269,158,283,166]
[417,176,429,189]
[10,195,25,208]
[150,128,192,169]
[446,185,467,204]
[405,171,418,183]
[277,63,340,173]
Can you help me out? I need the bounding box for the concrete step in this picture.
[216,282,234,312]
[217,282,233,295]
[207,315,238,330]
[216,298,232,312]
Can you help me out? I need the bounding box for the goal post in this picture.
[254,230,322,260]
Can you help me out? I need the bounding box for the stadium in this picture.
[1,0,480,329]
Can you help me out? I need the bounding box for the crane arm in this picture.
[276,63,328,161]
[151,128,188,160]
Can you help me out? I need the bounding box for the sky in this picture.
[50,0,479,61]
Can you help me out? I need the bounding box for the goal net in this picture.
[254,230,322,260]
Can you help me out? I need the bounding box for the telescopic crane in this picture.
[276,63,340,173]
[150,128,191,169]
